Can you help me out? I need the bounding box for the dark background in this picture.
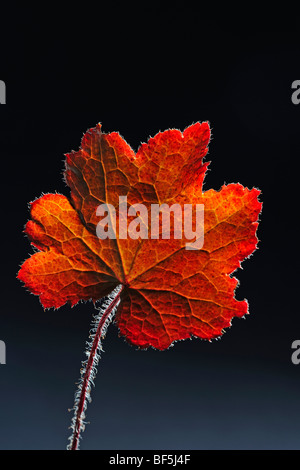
[0,4,300,451]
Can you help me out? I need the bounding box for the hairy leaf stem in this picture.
[67,284,123,450]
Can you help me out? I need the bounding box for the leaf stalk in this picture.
[67,284,123,450]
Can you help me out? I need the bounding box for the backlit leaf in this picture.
[18,122,262,350]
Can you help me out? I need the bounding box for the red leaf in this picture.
[18,122,262,350]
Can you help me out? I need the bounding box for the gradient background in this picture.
[1,5,300,450]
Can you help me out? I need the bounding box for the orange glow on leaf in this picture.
[18,122,262,350]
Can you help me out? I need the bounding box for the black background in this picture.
[0,4,300,452]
